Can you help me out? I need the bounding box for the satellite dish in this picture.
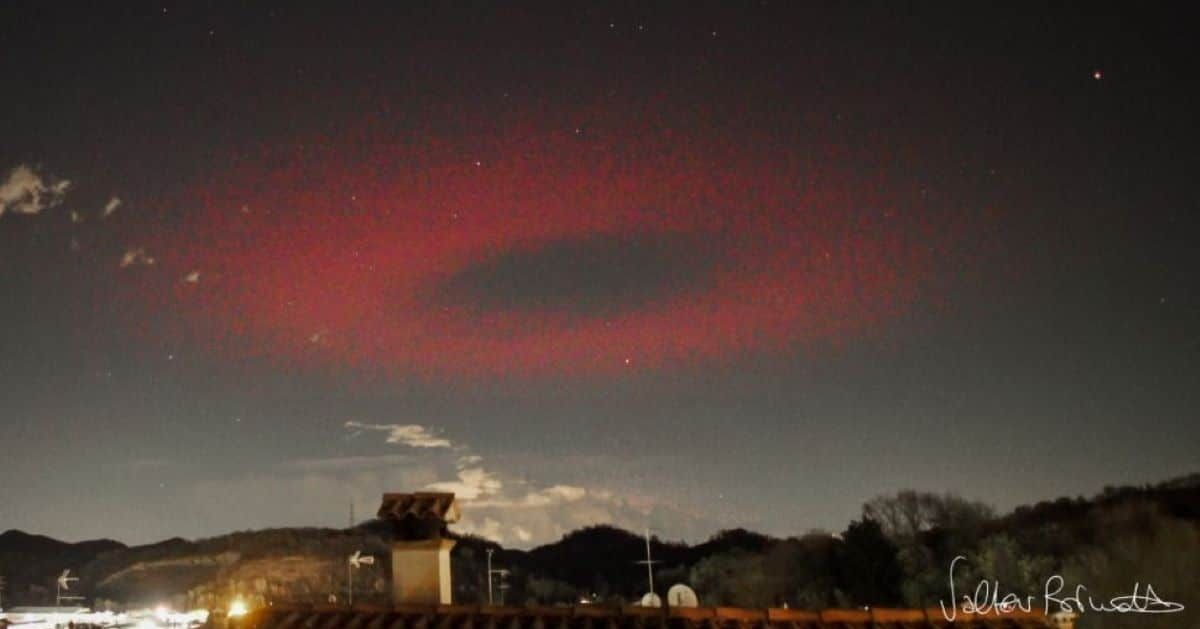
[639,592,662,608]
[667,584,699,608]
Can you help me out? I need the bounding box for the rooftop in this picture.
[233,604,1056,629]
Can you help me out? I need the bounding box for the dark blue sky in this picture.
[0,2,1196,547]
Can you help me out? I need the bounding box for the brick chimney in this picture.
[377,492,460,605]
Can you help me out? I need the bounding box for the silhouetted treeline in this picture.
[2,473,1197,622]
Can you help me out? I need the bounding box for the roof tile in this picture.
[236,604,1052,629]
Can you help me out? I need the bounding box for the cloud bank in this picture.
[333,421,715,546]
[161,421,720,547]
[0,164,71,216]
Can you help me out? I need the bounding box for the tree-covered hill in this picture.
[0,473,1195,620]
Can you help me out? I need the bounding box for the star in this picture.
[1093,70,1103,80]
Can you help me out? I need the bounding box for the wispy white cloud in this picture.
[120,247,156,268]
[102,196,121,218]
[452,486,652,544]
[0,164,71,216]
[472,484,586,508]
[334,421,716,546]
[426,466,503,500]
[344,421,452,448]
[470,517,504,542]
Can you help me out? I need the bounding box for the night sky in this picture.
[1,2,1197,548]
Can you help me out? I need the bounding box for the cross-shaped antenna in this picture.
[56,569,82,606]
[634,527,661,596]
[485,549,510,606]
[496,571,511,605]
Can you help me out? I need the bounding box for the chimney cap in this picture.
[378,492,460,524]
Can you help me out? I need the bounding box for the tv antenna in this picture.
[667,584,699,608]
[485,549,509,605]
[347,550,375,606]
[56,569,83,606]
[635,527,661,606]
[497,575,510,605]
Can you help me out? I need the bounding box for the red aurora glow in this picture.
[128,107,945,379]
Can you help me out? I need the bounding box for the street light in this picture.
[228,599,249,618]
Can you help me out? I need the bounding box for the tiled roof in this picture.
[234,604,1054,629]
[377,493,460,523]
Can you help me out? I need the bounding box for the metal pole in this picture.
[644,528,654,595]
[486,549,494,605]
[348,560,353,607]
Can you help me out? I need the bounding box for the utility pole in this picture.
[1,573,7,610]
[486,549,493,605]
[485,549,508,606]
